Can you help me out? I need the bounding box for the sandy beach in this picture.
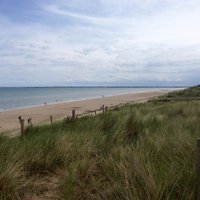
[0,90,172,136]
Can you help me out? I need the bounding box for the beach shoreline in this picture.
[0,87,181,112]
[0,89,175,136]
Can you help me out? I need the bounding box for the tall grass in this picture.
[62,101,199,200]
[0,94,200,199]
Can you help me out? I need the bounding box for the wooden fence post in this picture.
[28,118,33,128]
[72,109,76,120]
[102,104,105,113]
[197,138,200,200]
[105,106,108,111]
[20,119,25,139]
[50,115,53,124]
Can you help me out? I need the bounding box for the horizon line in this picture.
[0,86,188,88]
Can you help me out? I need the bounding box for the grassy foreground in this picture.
[0,86,200,200]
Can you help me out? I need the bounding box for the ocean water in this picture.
[0,87,178,111]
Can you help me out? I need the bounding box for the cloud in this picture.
[0,0,200,86]
[43,5,113,26]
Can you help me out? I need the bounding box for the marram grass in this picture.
[0,88,200,199]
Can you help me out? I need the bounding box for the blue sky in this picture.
[0,0,200,86]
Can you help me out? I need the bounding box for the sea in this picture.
[0,87,182,111]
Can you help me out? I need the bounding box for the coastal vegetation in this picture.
[0,86,200,199]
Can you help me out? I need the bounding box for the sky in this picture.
[0,0,200,86]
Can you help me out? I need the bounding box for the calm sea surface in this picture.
[0,87,179,111]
